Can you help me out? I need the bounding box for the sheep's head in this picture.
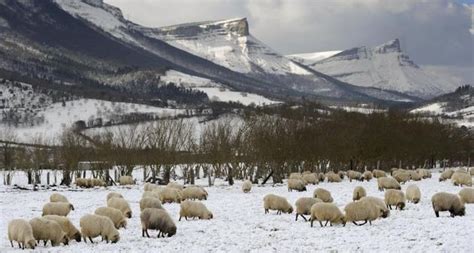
[451,207,465,217]
[62,234,69,245]
[302,186,307,191]
[397,202,405,211]
[380,209,390,218]
[26,239,37,249]
[111,233,120,243]
[74,231,82,242]
[120,219,127,229]
[340,216,347,226]
[69,204,75,211]
[168,226,177,237]
[125,210,132,218]
[286,206,294,214]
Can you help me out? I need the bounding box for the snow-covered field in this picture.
[1,171,473,252]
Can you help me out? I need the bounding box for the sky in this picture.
[105,0,473,82]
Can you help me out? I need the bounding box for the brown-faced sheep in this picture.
[362,171,373,181]
[431,192,465,217]
[338,171,346,180]
[377,177,401,191]
[359,196,390,218]
[159,187,183,204]
[141,208,177,238]
[313,188,333,203]
[263,194,293,215]
[75,178,90,188]
[295,197,322,221]
[384,189,406,210]
[416,168,431,179]
[451,172,472,187]
[318,173,326,182]
[458,188,474,204]
[344,200,382,226]
[310,202,345,227]
[107,197,132,218]
[393,171,410,184]
[140,197,163,212]
[182,186,207,200]
[288,178,307,192]
[50,193,69,203]
[80,214,120,243]
[406,184,421,204]
[30,217,69,247]
[43,215,81,242]
[42,202,74,217]
[347,170,362,182]
[372,169,386,178]
[106,192,124,201]
[326,172,342,183]
[302,173,318,185]
[94,207,127,229]
[119,176,134,185]
[242,180,252,193]
[439,169,455,182]
[8,219,36,249]
[409,171,422,181]
[353,186,367,201]
[179,200,213,221]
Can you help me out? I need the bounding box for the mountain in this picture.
[287,51,342,66]
[292,39,462,99]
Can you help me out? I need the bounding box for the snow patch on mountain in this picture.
[288,50,342,65]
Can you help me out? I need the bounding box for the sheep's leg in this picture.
[89,237,94,244]
[265,209,268,214]
[319,221,324,227]
[43,240,47,246]
[369,220,372,225]
[434,211,439,217]
[311,219,314,227]
[146,230,151,238]
[301,215,307,222]
[17,242,21,249]
[142,229,145,237]
[10,240,13,248]
[179,216,182,221]
[20,242,24,249]
[324,220,329,226]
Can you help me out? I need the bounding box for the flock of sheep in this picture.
[6,168,474,250]
[261,168,473,227]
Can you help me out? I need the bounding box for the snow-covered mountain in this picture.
[292,39,462,99]
[287,51,342,66]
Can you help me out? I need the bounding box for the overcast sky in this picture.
[106,0,473,81]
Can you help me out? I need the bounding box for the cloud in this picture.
[105,0,473,68]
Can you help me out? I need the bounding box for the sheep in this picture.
[372,169,386,178]
[179,200,213,221]
[43,215,81,242]
[94,207,127,229]
[144,183,160,192]
[458,188,474,204]
[456,168,468,174]
[431,192,465,217]
[347,170,362,182]
[140,197,163,211]
[406,184,421,204]
[295,197,322,221]
[416,168,431,179]
[80,214,120,243]
[384,189,406,210]
[470,168,474,176]
[359,196,390,218]
[242,180,252,193]
[90,178,106,187]
[289,172,303,180]
[141,208,177,238]
[338,171,346,180]
[8,219,37,249]
[288,178,307,192]
[377,177,401,191]
[106,192,124,201]
[393,171,410,184]
[159,187,183,204]
[344,200,382,226]
[439,169,455,182]
[326,172,342,183]
[313,188,333,203]
[118,175,134,185]
[318,173,326,182]
[107,197,132,218]
[263,194,293,214]
[50,193,69,203]
[451,172,472,187]
[310,202,345,227]
[143,191,161,200]
[30,217,69,247]
[75,178,90,188]
[302,171,312,175]
[42,202,74,217]
[353,186,367,201]
[409,171,422,181]
[302,173,318,185]
[167,182,184,191]
[362,171,373,181]
[182,186,207,200]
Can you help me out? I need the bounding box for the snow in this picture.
[411,103,446,114]
[330,106,386,114]
[160,70,223,88]
[198,87,279,106]
[0,170,473,252]
[287,50,342,65]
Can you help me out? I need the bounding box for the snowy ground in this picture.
[1,171,473,252]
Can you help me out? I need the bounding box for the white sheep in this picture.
[50,193,69,203]
[140,197,163,211]
[302,173,318,185]
[431,192,465,217]
[242,180,252,193]
[263,194,293,214]
[352,186,367,201]
[43,215,81,242]
[42,202,74,217]
[75,178,90,188]
[95,207,127,229]
[347,170,362,182]
[377,177,401,191]
[289,172,303,180]
[144,183,160,192]
[451,172,472,187]
[409,171,422,181]
[159,187,183,204]
[393,171,410,184]
[90,178,106,187]
[359,196,390,218]
[8,219,37,249]
[362,171,373,181]
[119,175,135,185]
[80,214,120,243]
[406,184,421,204]
[142,191,161,200]
[439,169,454,182]
[309,202,345,227]
[313,188,333,203]
[295,197,322,221]
[107,197,132,218]
[106,192,124,201]
[372,169,386,178]
[167,182,184,190]
[344,200,382,226]
[287,178,307,192]
[30,217,69,247]
[416,168,431,179]
[179,200,213,221]
[326,172,342,183]
[458,188,474,204]
[182,186,207,200]
[141,208,177,238]
[384,189,406,210]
